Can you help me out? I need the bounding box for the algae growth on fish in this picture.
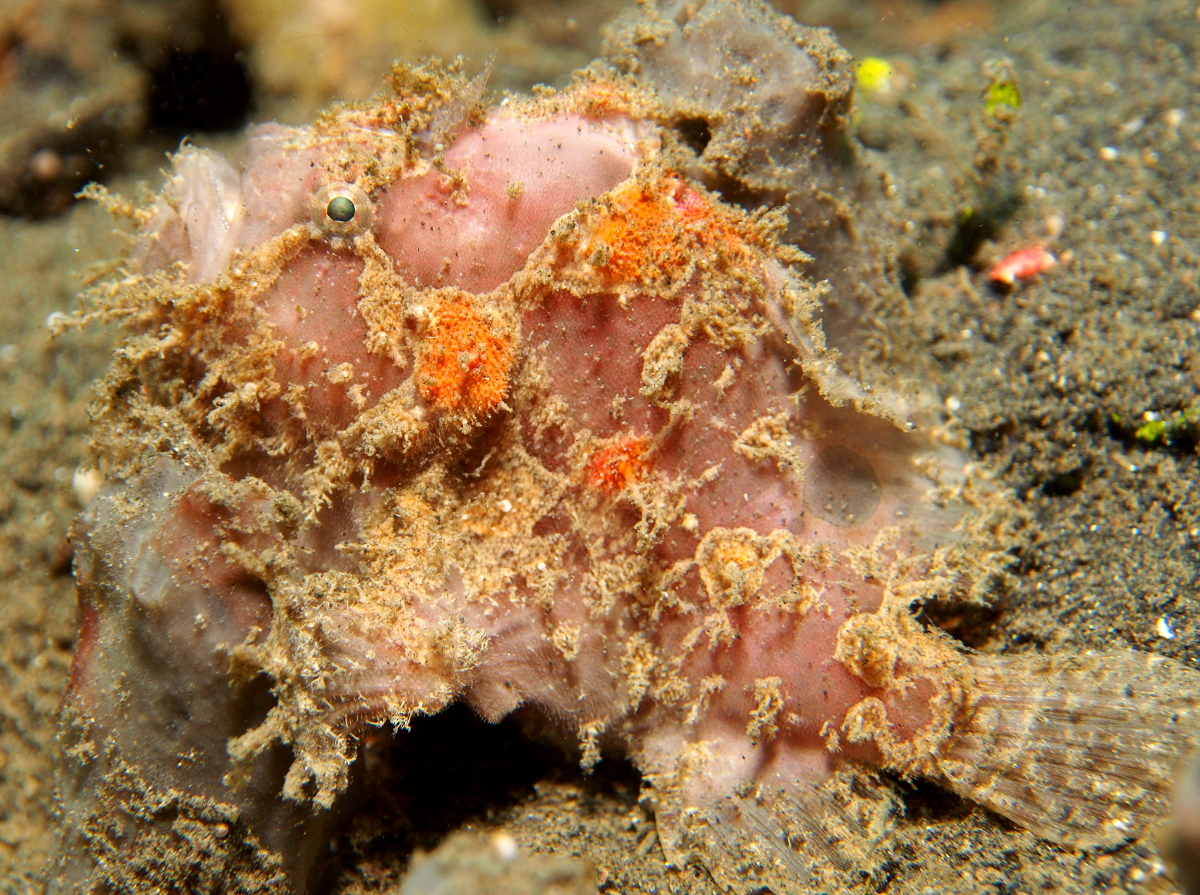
[48,1,1200,892]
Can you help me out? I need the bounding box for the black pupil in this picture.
[327,196,356,223]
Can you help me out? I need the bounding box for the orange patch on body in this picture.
[417,297,513,416]
[585,435,651,495]
[586,175,754,284]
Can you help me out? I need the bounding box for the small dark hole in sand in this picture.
[1041,465,1087,497]
[941,180,1022,273]
[892,774,974,825]
[675,116,713,156]
[918,598,1002,650]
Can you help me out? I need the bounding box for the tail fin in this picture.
[936,651,1200,847]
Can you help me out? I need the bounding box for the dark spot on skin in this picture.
[804,445,882,527]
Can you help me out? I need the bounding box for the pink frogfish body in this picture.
[50,3,1200,893]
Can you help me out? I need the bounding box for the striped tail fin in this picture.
[936,650,1200,847]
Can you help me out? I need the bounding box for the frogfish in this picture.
[48,1,1200,892]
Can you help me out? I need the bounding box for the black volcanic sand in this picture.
[1,0,1198,893]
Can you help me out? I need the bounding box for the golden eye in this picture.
[311,182,374,239]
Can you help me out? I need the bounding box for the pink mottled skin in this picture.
[376,115,650,292]
[196,113,644,443]
[211,138,947,776]
[59,88,975,893]
[163,111,644,481]
[208,123,955,798]
[56,19,1200,893]
[258,249,389,432]
[460,285,946,784]
[264,114,644,424]
[141,114,646,288]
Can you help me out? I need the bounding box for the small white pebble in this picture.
[72,467,104,507]
[1157,616,1176,640]
[1121,116,1145,136]
[1165,108,1186,129]
[1099,146,1120,161]
[1110,452,1139,474]
[498,498,512,513]
[1150,230,1167,246]
[944,396,962,412]
[536,561,547,572]
[489,830,519,862]
[1045,213,1065,240]
[45,311,68,330]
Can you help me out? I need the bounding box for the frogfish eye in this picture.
[326,195,356,222]
[311,182,374,239]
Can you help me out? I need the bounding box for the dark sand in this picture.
[1,0,1198,892]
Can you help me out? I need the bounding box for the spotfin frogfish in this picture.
[49,1,1200,892]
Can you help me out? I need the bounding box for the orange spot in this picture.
[585,175,753,284]
[585,435,651,495]
[417,297,513,416]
